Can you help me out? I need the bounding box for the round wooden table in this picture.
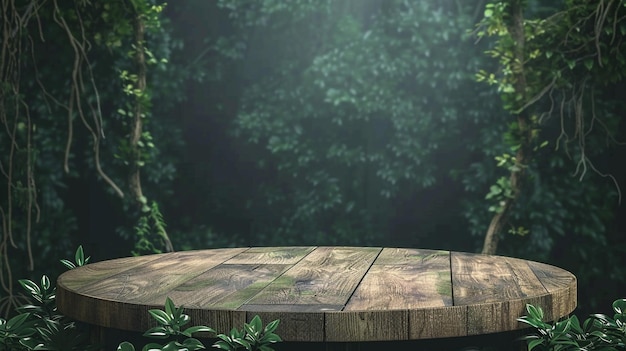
[57,247,576,342]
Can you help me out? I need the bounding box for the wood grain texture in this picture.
[75,249,247,304]
[245,246,381,306]
[57,247,577,342]
[144,263,291,308]
[528,260,577,321]
[409,305,467,339]
[224,246,315,264]
[243,310,325,342]
[451,253,547,305]
[326,310,408,341]
[58,255,162,291]
[345,249,451,311]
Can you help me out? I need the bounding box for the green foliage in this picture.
[0,313,36,350]
[59,246,90,270]
[118,298,281,351]
[0,0,191,299]
[1,246,283,351]
[132,201,170,256]
[17,276,56,319]
[519,299,626,350]
[213,315,282,351]
[144,297,213,340]
[220,0,489,244]
[117,297,212,351]
[6,247,99,350]
[9,274,95,351]
[466,0,625,292]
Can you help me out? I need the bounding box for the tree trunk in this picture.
[481,0,532,255]
[131,12,174,253]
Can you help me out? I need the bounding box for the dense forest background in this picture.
[1,0,625,317]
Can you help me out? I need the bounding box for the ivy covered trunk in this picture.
[481,0,534,255]
[130,7,174,253]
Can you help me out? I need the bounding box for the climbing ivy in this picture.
[0,0,189,313]
[473,0,626,254]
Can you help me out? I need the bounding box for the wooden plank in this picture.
[528,261,577,321]
[57,285,157,331]
[325,310,408,341]
[409,305,467,339]
[345,249,451,311]
[58,255,163,291]
[75,249,248,304]
[245,247,381,306]
[224,246,315,264]
[186,308,247,336]
[466,299,524,334]
[465,295,552,335]
[452,253,548,305]
[143,264,291,308]
[242,310,325,342]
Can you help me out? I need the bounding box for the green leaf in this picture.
[118,342,136,351]
[612,299,626,314]
[263,319,280,334]
[260,333,282,344]
[60,259,76,270]
[162,341,185,351]
[244,316,261,340]
[182,325,214,337]
[164,297,177,318]
[181,338,206,350]
[528,338,545,351]
[142,342,165,351]
[527,304,544,320]
[233,338,251,350]
[19,279,41,297]
[5,313,31,330]
[567,60,576,70]
[212,340,234,351]
[149,309,172,326]
[143,326,169,339]
[40,275,50,291]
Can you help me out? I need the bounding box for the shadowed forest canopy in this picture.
[1,0,625,316]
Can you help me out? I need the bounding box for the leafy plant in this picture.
[16,276,56,320]
[0,313,35,350]
[0,246,98,350]
[20,318,93,351]
[59,245,90,270]
[118,298,282,351]
[12,274,94,351]
[213,315,282,351]
[519,299,626,350]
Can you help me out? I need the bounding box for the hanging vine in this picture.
[0,0,174,315]
[1,0,48,315]
[475,0,626,254]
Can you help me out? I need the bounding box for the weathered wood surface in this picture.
[57,247,576,342]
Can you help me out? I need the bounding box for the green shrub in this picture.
[520,299,626,350]
[117,297,281,351]
[1,246,282,351]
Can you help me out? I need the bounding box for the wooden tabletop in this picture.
[57,247,576,342]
